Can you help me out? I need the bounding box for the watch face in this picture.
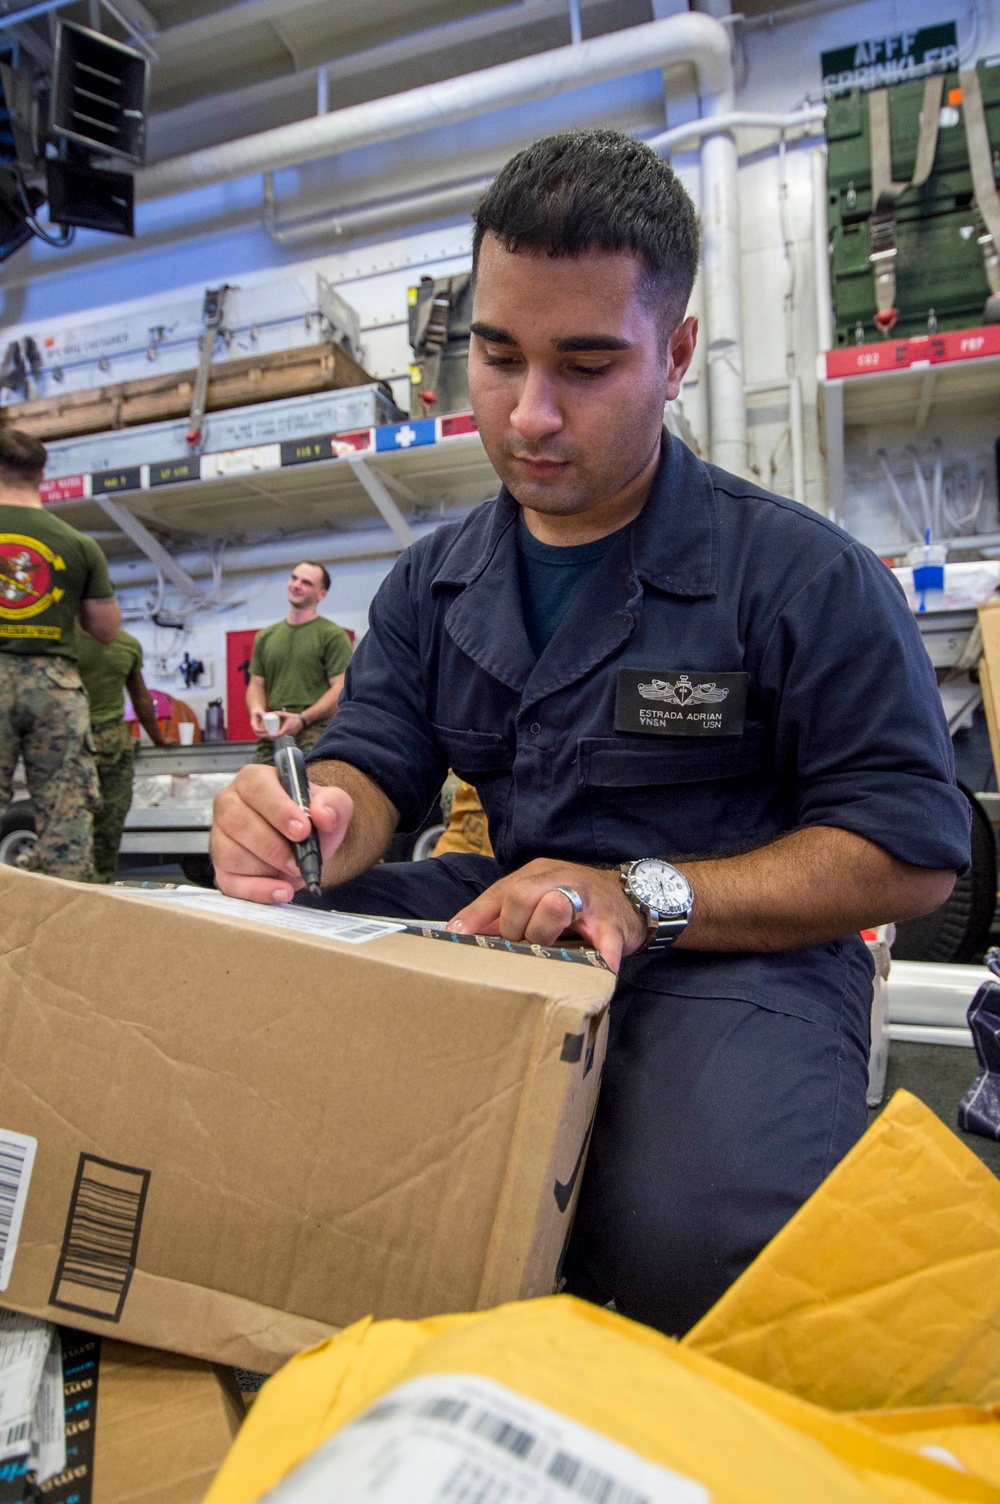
[629,859,692,918]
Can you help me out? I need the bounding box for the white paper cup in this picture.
[178,722,196,745]
[263,711,281,736]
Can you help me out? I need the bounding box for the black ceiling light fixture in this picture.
[45,153,134,236]
[44,19,149,240]
[49,20,150,166]
[0,18,152,260]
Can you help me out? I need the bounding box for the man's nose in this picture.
[510,368,563,444]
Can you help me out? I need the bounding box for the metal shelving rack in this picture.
[40,411,500,599]
[819,326,1000,545]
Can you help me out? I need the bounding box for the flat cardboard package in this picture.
[0,867,613,1374]
[37,1332,242,1504]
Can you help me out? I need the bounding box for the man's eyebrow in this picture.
[470,321,515,345]
[555,334,632,352]
[470,322,632,353]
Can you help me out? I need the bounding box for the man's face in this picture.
[287,564,327,609]
[468,233,696,520]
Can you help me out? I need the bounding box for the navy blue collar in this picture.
[431,432,719,601]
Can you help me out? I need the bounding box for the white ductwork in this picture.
[646,106,826,154]
[264,108,826,248]
[811,143,834,353]
[139,12,749,472]
[697,129,746,476]
[139,14,733,199]
[262,171,496,247]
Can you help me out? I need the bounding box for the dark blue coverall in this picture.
[307,434,971,1335]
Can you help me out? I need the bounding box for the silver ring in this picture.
[553,884,585,917]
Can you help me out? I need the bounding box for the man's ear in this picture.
[665,316,698,401]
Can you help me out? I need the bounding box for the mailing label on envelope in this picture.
[260,1372,709,1503]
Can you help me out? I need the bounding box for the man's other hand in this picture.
[446,859,648,971]
[248,707,268,736]
[211,765,353,905]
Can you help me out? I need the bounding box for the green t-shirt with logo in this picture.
[249,616,352,715]
[76,628,143,725]
[0,504,114,659]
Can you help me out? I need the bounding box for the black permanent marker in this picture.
[274,735,323,895]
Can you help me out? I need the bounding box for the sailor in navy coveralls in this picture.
[212,132,969,1335]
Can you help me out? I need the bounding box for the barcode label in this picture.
[134,889,406,944]
[262,1373,709,1504]
[0,1130,37,1291]
[50,1156,150,1321]
[0,1310,52,1465]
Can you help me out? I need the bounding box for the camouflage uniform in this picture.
[90,720,135,883]
[252,720,329,765]
[0,656,99,880]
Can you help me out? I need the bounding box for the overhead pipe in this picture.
[263,171,495,247]
[810,144,834,353]
[149,0,594,161]
[138,13,734,199]
[694,129,743,476]
[645,105,826,155]
[263,107,826,248]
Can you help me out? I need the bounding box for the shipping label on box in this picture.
[0,868,613,1373]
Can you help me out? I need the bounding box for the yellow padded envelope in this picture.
[204,1296,1000,1504]
[854,1407,1000,1488]
[683,1090,1000,1411]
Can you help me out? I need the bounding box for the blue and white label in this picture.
[376,419,436,453]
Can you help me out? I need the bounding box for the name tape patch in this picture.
[615,669,748,737]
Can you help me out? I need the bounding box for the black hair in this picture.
[472,130,700,341]
[0,428,47,488]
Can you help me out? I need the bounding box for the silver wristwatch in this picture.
[619,859,694,952]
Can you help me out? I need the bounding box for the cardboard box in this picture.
[36,1331,242,1504]
[0,868,612,1374]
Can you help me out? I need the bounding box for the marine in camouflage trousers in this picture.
[90,719,135,883]
[252,719,329,765]
[0,654,99,881]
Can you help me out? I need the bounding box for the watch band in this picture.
[640,914,689,952]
